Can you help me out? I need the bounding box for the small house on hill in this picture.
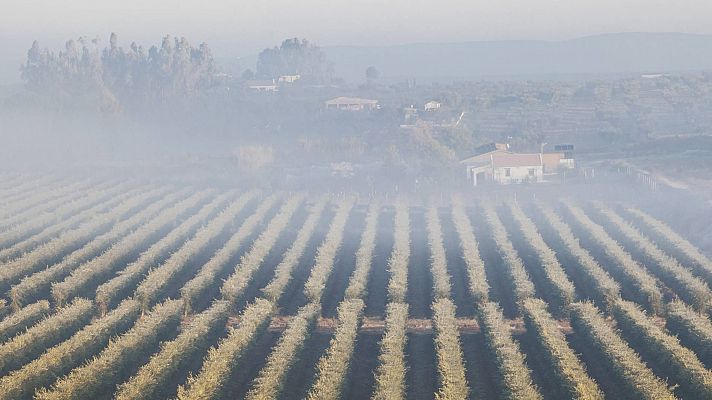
[461,142,573,186]
[491,153,543,184]
[247,79,278,92]
[463,152,543,186]
[325,97,379,111]
[278,74,301,84]
[425,101,441,111]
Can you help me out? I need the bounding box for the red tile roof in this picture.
[491,153,542,168]
[459,149,508,165]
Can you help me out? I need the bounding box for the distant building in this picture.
[493,153,543,184]
[247,79,278,92]
[461,142,573,186]
[461,143,512,186]
[541,152,565,173]
[641,74,668,79]
[424,101,441,111]
[325,97,379,111]
[403,105,418,124]
[550,144,576,170]
[278,75,301,84]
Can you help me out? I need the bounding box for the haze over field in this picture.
[4,2,712,400]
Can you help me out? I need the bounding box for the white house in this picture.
[247,79,278,92]
[278,75,301,84]
[491,153,543,184]
[461,144,547,186]
[325,97,379,111]
[424,101,441,111]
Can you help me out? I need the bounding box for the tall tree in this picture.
[256,38,333,84]
[20,33,220,111]
[366,66,380,82]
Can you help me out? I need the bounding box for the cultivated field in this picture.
[1,175,712,399]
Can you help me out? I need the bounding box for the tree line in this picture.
[19,34,332,113]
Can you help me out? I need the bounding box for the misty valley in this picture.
[2,4,712,398]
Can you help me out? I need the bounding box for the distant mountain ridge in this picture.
[4,32,712,85]
[321,32,712,82]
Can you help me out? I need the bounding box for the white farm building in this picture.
[461,143,574,186]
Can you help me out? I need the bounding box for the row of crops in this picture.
[1,175,712,399]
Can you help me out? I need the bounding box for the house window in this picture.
[528,168,535,177]
[505,168,511,177]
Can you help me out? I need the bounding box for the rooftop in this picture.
[247,80,277,87]
[491,153,542,168]
[325,97,379,105]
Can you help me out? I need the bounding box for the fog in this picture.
[3,0,712,83]
[3,4,712,398]
[2,1,712,199]
[5,0,712,43]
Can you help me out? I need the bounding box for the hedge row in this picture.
[219,195,304,306]
[0,178,94,230]
[665,300,712,366]
[507,201,576,310]
[535,204,620,309]
[242,199,333,399]
[450,198,489,304]
[482,203,536,308]
[425,205,452,300]
[35,299,183,400]
[372,200,410,400]
[562,201,663,315]
[0,177,112,229]
[11,189,199,308]
[372,302,409,400]
[306,299,365,400]
[0,299,141,400]
[344,201,380,300]
[0,187,159,289]
[303,198,355,302]
[247,302,321,400]
[0,180,112,248]
[185,194,287,309]
[597,204,711,312]
[115,300,232,400]
[0,300,50,343]
[386,200,410,304]
[94,191,236,313]
[0,180,126,252]
[626,207,712,280]
[521,298,603,399]
[177,298,275,400]
[0,298,94,375]
[478,301,542,400]
[612,299,712,397]
[432,298,469,400]
[261,197,329,302]
[132,192,256,310]
[569,301,675,400]
[1,183,145,262]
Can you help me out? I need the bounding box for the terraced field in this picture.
[1,175,711,399]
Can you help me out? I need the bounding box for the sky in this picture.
[1,0,712,82]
